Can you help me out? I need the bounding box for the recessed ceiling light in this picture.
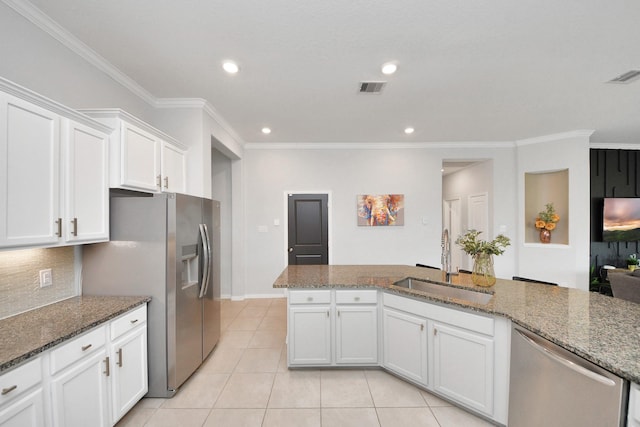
[222,61,239,74]
[261,127,271,135]
[404,127,415,134]
[381,62,398,75]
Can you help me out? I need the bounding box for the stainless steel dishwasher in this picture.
[509,325,628,427]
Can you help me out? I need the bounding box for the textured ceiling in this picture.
[25,0,640,144]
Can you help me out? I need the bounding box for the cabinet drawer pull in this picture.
[71,217,78,236]
[55,218,62,237]
[81,344,92,351]
[117,348,123,367]
[1,385,17,395]
[307,297,313,302]
[130,319,139,324]
[354,296,360,301]
[104,357,110,377]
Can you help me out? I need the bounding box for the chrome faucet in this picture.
[441,228,452,283]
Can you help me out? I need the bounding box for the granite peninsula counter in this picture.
[0,295,150,372]
[274,264,640,384]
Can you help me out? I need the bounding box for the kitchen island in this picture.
[275,265,640,424]
[274,264,640,384]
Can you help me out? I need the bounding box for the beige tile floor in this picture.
[117,298,494,427]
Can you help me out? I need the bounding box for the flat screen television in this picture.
[603,198,640,242]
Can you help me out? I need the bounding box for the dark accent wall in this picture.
[590,149,640,269]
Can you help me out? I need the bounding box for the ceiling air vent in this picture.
[607,70,640,84]
[359,81,386,93]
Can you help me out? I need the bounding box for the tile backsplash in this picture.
[0,247,77,319]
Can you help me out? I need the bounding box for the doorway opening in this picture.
[287,193,329,265]
[442,160,492,272]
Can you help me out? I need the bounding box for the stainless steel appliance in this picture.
[509,325,627,426]
[82,190,221,397]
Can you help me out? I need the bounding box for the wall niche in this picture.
[524,169,569,245]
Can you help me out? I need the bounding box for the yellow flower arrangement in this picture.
[535,203,560,231]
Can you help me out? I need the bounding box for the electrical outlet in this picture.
[39,269,53,288]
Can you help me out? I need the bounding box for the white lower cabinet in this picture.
[288,289,378,367]
[335,289,378,365]
[287,289,509,424]
[51,348,110,427]
[382,307,427,385]
[288,290,332,365]
[335,305,378,364]
[0,389,45,427]
[110,323,148,423]
[430,321,494,415]
[0,304,147,427]
[0,358,45,427]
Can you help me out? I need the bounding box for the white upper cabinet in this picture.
[63,119,109,243]
[161,142,186,193]
[121,121,161,192]
[0,79,111,249]
[0,93,61,247]
[81,109,187,194]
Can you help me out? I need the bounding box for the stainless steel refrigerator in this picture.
[82,190,221,397]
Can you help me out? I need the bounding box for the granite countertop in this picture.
[0,295,150,373]
[274,265,640,384]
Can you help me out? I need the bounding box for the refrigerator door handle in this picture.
[198,224,211,299]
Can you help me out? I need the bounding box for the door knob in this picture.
[288,247,293,253]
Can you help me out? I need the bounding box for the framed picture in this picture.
[357,194,404,226]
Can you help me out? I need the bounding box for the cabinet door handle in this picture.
[55,218,62,237]
[433,327,437,335]
[156,174,162,187]
[104,356,110,377]
[421,324,425,332]
[164,176,169,189]
[337,310,340,317]
[117,348,123,367]
[1,385,17,395]
[326,310,329,317]
[71,218,78,236]
[81,344,92,351]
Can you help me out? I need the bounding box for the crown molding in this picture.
[515,130,594,146]
[155,97,245,145]
[3,0,158,106]
[0,76,113,133]
[244,141,516,150]
[3,0,247,147]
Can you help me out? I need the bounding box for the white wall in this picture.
[516,131,592,289]
[212,147,233,298]
[242,144,517,297]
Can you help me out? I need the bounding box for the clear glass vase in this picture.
[472,253,496,287]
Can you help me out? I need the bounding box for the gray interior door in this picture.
[288,194,329,265]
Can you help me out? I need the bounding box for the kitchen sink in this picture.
[392,277,493,304]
